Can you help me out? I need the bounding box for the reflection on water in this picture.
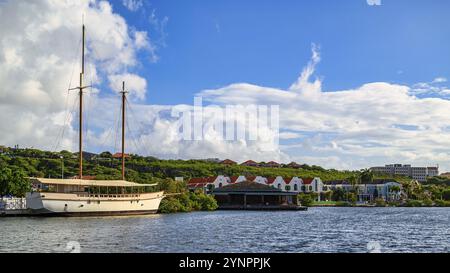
[0,207,449,253]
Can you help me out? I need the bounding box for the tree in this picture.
[8,169,30,197]
[0,167,12,196]
[298,193,314,207]
[332,188,345,201]
[0,167,30,197]
[360,168,374,184]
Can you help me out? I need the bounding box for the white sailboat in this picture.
[26,24,164,216]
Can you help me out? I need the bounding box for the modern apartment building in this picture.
[370,164,439,182]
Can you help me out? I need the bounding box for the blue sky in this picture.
[114,0,450,105]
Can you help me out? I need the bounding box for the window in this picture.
[294,184,298,191]
[219,183,223,188]
[277,184,281,189]
[285,185,291,191]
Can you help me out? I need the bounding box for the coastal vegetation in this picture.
[157,178,218,213]
[1,146,449,207]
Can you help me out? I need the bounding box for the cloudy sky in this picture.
[1,0,450,172]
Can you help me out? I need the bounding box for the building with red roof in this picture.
[220,159,237,165]
[262,161,280,168]
[112,152,130,159]
[240,160,259,167]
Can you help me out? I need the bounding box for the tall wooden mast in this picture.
[79,24,85,179]
[69,24,89,179]
[120,81,128,180]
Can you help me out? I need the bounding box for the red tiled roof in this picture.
[267,161,279,165]
[267,177,277,184]
[188,182,209,188]
[230,176,240,183]
[283,177,293,183]
[241,160,258,165]
[303,178,314,184]
[188,176,217,184]
[221,159,237,165]
[246,176,256,181]
[112,153,130,158]
[287,162,301,167]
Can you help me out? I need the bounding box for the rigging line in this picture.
[53,93,78,152]
[113,98,122,154]
[125,115,143,156]
[98,94,121,151]
[126,100,152,156]
[51,36,82,152]
[125,100,153,156]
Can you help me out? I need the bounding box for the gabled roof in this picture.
[220,159,237,165]
[241,160,258,165]
[230,176,240,183]
[213,181,283,193]
[287,161,302,168]
[303,178,314,185]
[246,176,256,181]
[266,177,277,184]
[112,152,130,158]
[283,177,293,183]
[266,161,279,165]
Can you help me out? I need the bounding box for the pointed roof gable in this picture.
[303,178,314,185]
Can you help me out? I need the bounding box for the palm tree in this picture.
[360,168,374,184]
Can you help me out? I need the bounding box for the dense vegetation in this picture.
[0,147,409,183]
[157,178,218,213]
[1,146,449,207]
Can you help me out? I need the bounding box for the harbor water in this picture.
[0,207,448,253]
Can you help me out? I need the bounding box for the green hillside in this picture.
[0,146,409,183]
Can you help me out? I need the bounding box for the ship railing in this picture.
[75,193,141,199]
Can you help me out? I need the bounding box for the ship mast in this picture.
[69,24,89,179]
[120,81,128,180]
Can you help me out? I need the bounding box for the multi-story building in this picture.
[370,164,439,182]
[324,180,403,202]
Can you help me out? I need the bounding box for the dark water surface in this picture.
[0,207,449,253]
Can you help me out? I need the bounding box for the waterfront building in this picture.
[249,176,268,185]
[188,175,324,195]
[267,176,287,191]
[370,164,439,182]
[283,177,303,192]
[323,179,403,202]
[229,175,247,184]
[187,175,230,192]
[212,181,305,210]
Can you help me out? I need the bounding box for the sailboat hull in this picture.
[26,191,164,217]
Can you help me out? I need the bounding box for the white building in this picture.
[283,177,303,193]
[371,164,439,182]
[188,175,323,194]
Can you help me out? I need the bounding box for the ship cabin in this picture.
[30,178,157,198]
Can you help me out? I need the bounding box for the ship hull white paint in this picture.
[26,191,164,216]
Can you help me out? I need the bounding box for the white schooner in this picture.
[26,24,164,216]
